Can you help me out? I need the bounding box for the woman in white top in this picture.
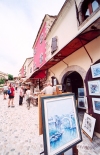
[3,83,8,100]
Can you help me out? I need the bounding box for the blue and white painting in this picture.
[88,80,100,96]
[78,88,84,97]
[91,63,100,78]
[92,98,100,114]
[94,101,100,111]
[90,84,99,93]
[45,97,78,153]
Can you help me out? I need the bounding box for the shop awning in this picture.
[30,17,100,79]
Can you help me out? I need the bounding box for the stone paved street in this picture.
[0,91,43,155]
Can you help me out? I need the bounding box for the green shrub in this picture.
[0,78,5,84]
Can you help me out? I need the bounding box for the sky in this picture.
[0,0,65,77]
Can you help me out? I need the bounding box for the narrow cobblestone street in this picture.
[0,91,43,155]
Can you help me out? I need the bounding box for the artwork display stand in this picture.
[38,90,70,155]
[82,129,92,142]
[82,113,96,142]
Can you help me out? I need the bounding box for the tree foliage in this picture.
[8,74,13,80]
[0,78,5,84]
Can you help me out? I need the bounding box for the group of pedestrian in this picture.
[3,83,15,107]
[2,80,54,109]
[19,85,33,109]
[2,82,33,110]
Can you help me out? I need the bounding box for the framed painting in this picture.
[88,80,100,96]
[91,63,100,78]
[78,97,86,109]
[92,98,100,114]
[78,88,84,97]
[82,113,96,139]
[41,93,82,155]
[56,85,62,91]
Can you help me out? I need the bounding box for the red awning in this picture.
[30,17,100,79]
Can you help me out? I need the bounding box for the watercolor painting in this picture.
[82,113,96,139]
[88,80,100,96]
[41,94,82,155]
[78,88,84,97]
[92,98,100,114]
[91,63,100,78]
[78,97,86,109]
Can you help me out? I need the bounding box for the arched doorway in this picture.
[62,71,84,99]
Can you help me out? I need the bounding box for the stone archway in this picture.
[59,65,86,84]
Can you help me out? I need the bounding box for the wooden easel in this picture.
[82,113,93,142]
[38,88,64,155]
[82,129,93,142]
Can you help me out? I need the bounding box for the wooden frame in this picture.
[88,80,100,96]
[56,84,62,91]
[82,113,96,140]
[91,63,100,78]
[41,93,82,155]
[92,98,100,114]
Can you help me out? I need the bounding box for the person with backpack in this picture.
[8,83,15,108]
[3,83,8,100]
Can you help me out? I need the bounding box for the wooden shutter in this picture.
[51,37,58,54]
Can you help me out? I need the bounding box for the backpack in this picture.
[7,89,11,95]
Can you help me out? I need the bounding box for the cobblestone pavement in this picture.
[0,91,43,155]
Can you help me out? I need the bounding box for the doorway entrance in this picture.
[62,71,84,100]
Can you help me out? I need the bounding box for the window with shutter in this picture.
[33,62,36,70]
[33,47,37,56]
[39,53,43,64]
[51,37,58,54]
[30,67,32,73]
[40,33,43,44]
[79,0,100,24]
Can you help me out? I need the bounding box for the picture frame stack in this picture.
[78,88,87,109]
[88,63,100,115]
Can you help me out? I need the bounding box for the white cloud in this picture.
[0,0,65,76]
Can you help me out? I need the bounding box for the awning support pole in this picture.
[79,38,93,63]
[62,60,68,66]
[49,69,55,76]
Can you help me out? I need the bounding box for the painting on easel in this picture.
[41,93,82,155]
[82,113,96,140]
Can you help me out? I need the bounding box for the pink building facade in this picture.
[33,22,46,70]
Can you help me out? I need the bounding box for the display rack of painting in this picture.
[88,63,100,116]
[78,88,87,109]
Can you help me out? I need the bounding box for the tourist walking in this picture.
[19,86,24,106]
[8,83,15,108]
[26,87,33,110]
[3,83,8,100]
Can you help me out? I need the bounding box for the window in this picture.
[39,53,43,64]
[92,0,99,11]
[33,47,37,55]
[30,67,32,73]
[40,33,43,44]
[51,37,58,54]
[33,62,36,70]
[82,0,100,21]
